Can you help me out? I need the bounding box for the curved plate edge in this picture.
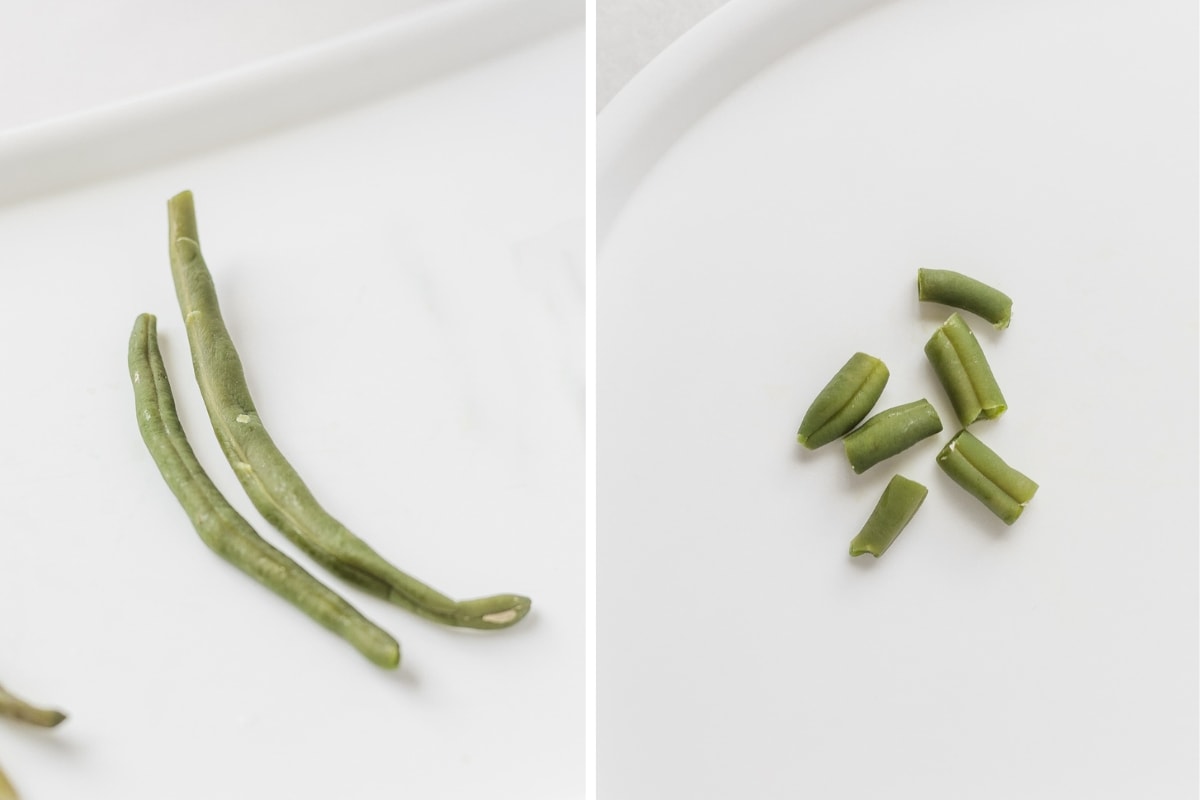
[597,0,891,245]
[0,0,581,208]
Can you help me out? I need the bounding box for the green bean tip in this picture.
[482,595,533,628]
[848,543,882,558]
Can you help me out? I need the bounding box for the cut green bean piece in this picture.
[843,399,942,474]
[796,352,889,449]
[129,314,401,668]
[167,191,530,630]
[924,312,1006,427]
[0,684,65,728]
[917,268,1013,329]
[849,474,927,558]
[936,430,1038,525]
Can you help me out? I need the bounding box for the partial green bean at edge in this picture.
[0,684,65,729]
[129,313,400,668]
[166,190,530,630]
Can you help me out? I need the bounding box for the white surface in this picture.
[597,0,729,110]
[0,0,432,132]
[598,0,888,240]
[0,20,582,800]
[599,0,1197,797]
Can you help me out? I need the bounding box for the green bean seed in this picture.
[849,474,928,558]
[796,352,889,449]
[924,312,1007,427]
[842,399,942,474]
[936,429,1038,525]
[0,684,65,728]
[917,268,1013,329]
[166,191,530,630]
[129,314,401,668]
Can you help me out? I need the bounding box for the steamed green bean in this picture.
[917,268,1012,329]
[129,313,401,668]
[924,312,1006,426]
[0,684,65,728]
[796,352,888,449]
[936,430,1038,524]
[0,759,15,800]
[1,685,66,799]
[166,191,530,630]
[849,475,927,557]
[842,399,942,474]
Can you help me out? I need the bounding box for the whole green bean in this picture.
[0,684,65,728]
[924,312,1007,427]
[129,314,401,668]
[917,268,1013,329]
[936,429,1038,524]
[796,352,889,449]
[166,191,530,630]
[842,399,942,474]
[849,474,927,558]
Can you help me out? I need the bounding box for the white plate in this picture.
[599,0,1196,797]
[0,6,582,799]
[0,0,445,133]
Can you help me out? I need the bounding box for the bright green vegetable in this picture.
[129,314,401,668]
[843,399,942,474]
[0,684,65,728]
[917,268,1012,329]
[796,352,889,449]
[936,429,1038,524]
[166,191,530,630]
[849,474,927,557]
[924,312,1006,427]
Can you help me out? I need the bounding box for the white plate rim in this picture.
[0,0,581,208]
[597,0,893,244]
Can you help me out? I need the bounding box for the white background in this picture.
[599,0,1198,797]
[0,6,583,799]
[0,0,433,131]
[597,0,729,109]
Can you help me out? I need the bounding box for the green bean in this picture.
[936,430,1038,524]
[0,684,65,728]
[917,268,1012,329]
[796,352,889,449]
[916,271,1012,331]
[0,684,65,800]
[129,314,401,668]
[166,191,530,630]
[849,474,927,558]
[924,312,1006,427]
[0,761,14,800]
[842,399,942,474]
